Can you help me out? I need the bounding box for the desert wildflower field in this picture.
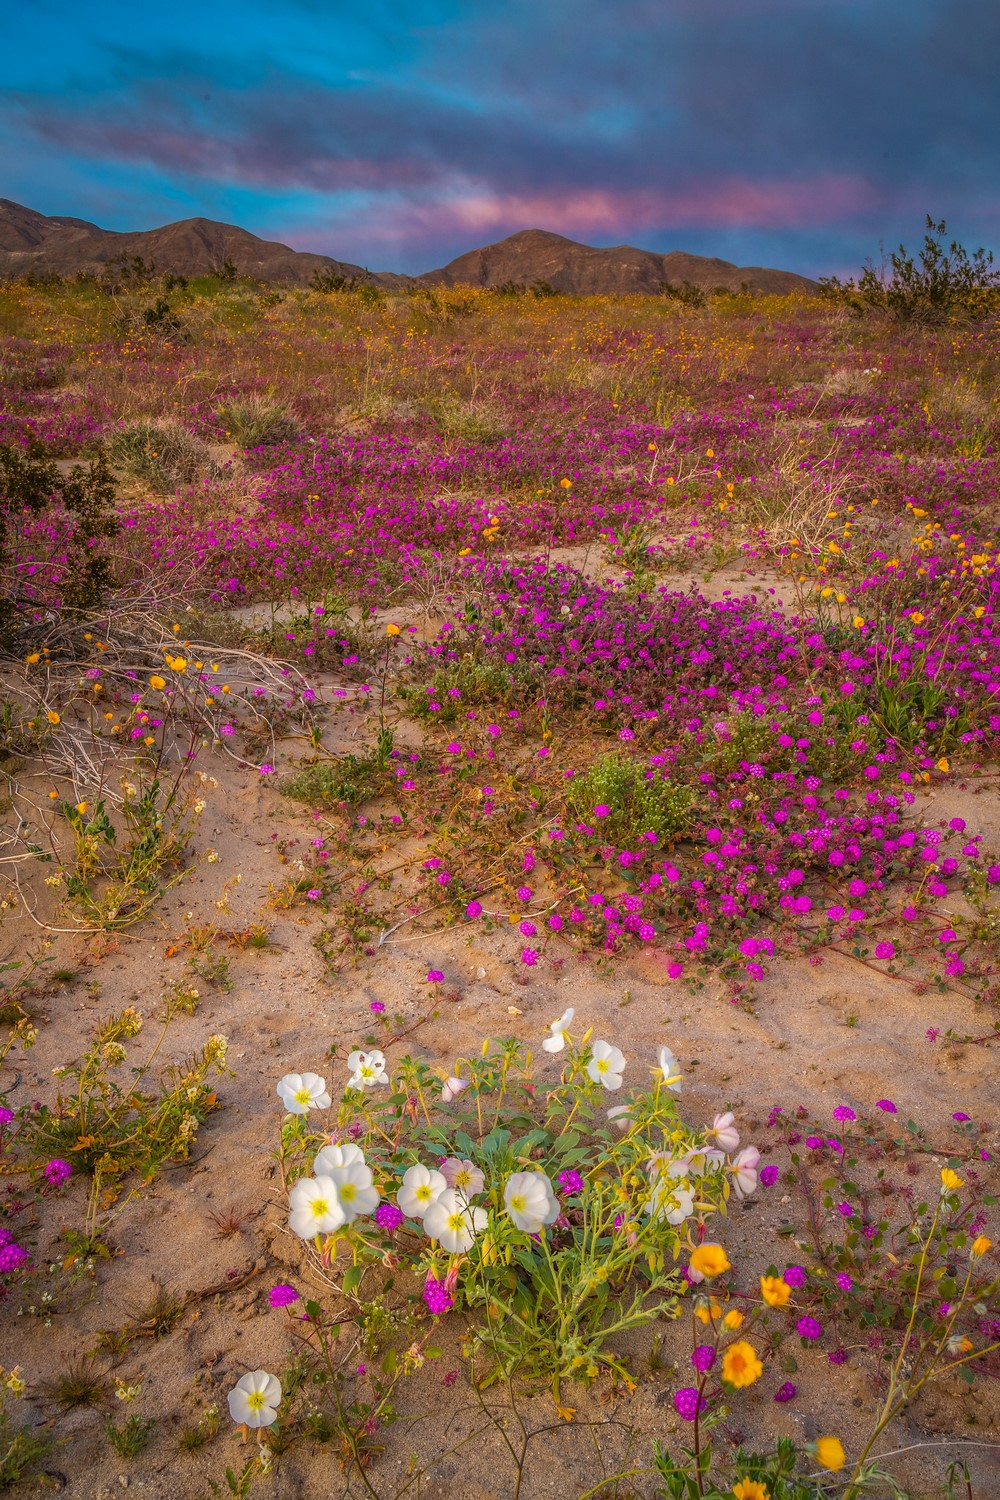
[0,267,999,1499]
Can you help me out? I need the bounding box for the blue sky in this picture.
[3,0,998,277]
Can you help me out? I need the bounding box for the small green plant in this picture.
[0,1369,54,1491]
[179,1403,220,1452]
[105,1412,155,1459]
[189,946,234,992]
[215,395,297,448]
[284,726,394,809]
[567,753,692,846]
[21,1005,229,1182]
[36,1355,108,1411]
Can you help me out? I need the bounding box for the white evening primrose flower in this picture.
[441,1074,470,1103]
[440,1157,485,1196]
[347,1049,387,1088]
[644,1180,694,1226]
[586,1040,626,1091]
[607,1104,632,1131]
[730,1145,760,1199]
[397,1164,447,1219]
[423,1189,487,1253]
[313,1141,366,1174]
[709,1112,740,1152]
[276,1072,331,1114]
[656,1045,682,1092]
[288,1175,346,1238]
[327,1162,379,1221]
[227,1370,282,1429]
[504,1171,560,1234]
[541,1006,575,1053]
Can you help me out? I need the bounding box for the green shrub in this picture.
[820,216,1000,323]
[105,419,214,493]
[567,754,692,845]
[215,395,298,448]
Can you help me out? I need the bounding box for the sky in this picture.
[3,0,998,278]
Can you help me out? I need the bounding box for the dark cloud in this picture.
[2,0,998,275]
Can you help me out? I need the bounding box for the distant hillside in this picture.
[421,228,819,296]
[0,199,379,287]
[0,201,819,295]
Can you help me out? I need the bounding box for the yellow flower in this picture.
[560,477,572,489]
[941,1167,964,1192]
[853,615,865,629]
[170,656,187,672]
[706,448,714,458]
[48,790,58,800]
[721,1341,763,1389]
[971,1235,992,1257]
[689,1243,731,1279]
[149,674,166,690]
[75,802,88,816]
[733,1481,769,1500]
[936,757,950,773]
[910,611,924,624]
[694,1296,722,1324]
[26,652,40,664]
[458,547,471,556]
[46,710,60,725]
[760,1275,792,1308]
[722,1309,744,1330]
[815,1437,845,1472]
[386,623,400,637]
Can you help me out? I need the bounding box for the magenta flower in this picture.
[876,1099,897,1113]
[673,1387,706,1421]
[691,1345,715,1373]
[269,1283,299,1307]
[759,1165,779,1187]
[423,1275,454,1316]
[427,969,444,982]
[375,1203,404,1232]
[832,1106,856,1122]
[797,1316,823,1341]
[44,1159,72,1186]
[773,1381,796,1402]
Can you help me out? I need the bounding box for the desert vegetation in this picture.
[1,232,999,1497]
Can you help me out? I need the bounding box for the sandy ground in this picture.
[3,588,1000,1500]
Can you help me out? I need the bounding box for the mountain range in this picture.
[0,200,819,296]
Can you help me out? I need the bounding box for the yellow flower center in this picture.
[246,1391,267,1411]
[294,1089,311,1105]
[509,1193,527,1213]
[340,1184,356,1204]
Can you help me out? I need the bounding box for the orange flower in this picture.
[721,1341,762,1389]
[689,1244,731,1279]
[814,1437,845,1472]
[760,1275,791,1308]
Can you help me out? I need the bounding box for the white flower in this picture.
[504,1171,560,1234]
[607,1104,632,1131]
[709,1112,740,1152]
[541,1006,575,1053]
[731,1145,760,1199]
[656,1045,682,1093]
[347,1049,387,1088]
[423,1189,487,1253]
[288,1175,346,1238]
[644,1180,694,1226]
[397,1163,448,1219]
[327,1162,380,1222]
[313,1141,366,1174]
[441,1075,470,1103]
[276,1072,331,1114]
[227,1370,282,1429]
[440,1157,485,1196]
[671,1146,725,1178]
[586,1040,626,1091]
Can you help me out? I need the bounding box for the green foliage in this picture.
[104,1413,155,1458]
[0,440,119,645]
[105,419,214,493]
[820,216,1000,323]
[0,1390,53,1491]
[284,726,395,809]
[659,280,706,308]
[21,1006,228,1181]
[567,753,692,846]
[59,780,194,928]
[215,394,298,448]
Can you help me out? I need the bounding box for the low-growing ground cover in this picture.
[0,269,999,1497]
